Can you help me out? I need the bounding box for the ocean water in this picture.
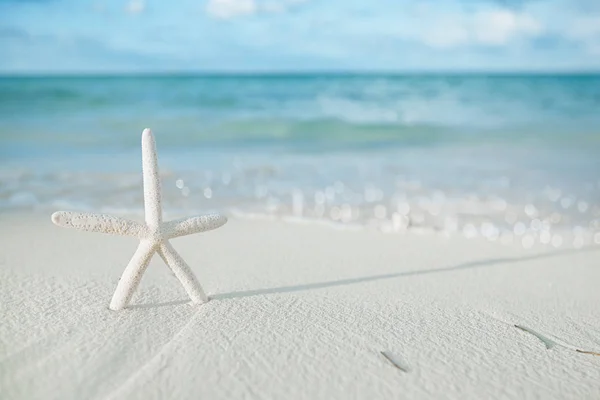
[1,74,599,248]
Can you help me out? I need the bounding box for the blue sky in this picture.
[1,0,599,72]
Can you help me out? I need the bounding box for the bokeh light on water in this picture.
[1,75,599,250]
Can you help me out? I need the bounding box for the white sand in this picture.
[1,213,599,399]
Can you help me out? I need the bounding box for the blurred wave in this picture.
[1,74,599,248]
[1,74,600,151]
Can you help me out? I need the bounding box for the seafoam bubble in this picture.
[175,179,184,189]
[204,187,213,199]
[522,235,535,249]
[594,232,600,244]
[539,230,551,244]
[530,219,542,231]
[482,223,499,241]
[513,222,527,236]
[505,211,518,225]
[560,196,574,209]
[551,234,563,248]
[550,213,561,224]
[524,204,538,218]
[480,221,495,237]
[541,219,551,231]
[340,204,352,222]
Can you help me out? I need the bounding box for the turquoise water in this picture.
[1,74,599,247]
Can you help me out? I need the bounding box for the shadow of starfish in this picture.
[133,245,599,308]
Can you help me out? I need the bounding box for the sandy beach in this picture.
[3,1,600,398]
[1,212,599,399]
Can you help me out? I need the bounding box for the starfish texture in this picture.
[52,129,227,310]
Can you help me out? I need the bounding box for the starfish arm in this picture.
[141,128,162,228]
[158,241,208,304]
[109,240,157,310]
[163,214,228,239]
[51,211,147,237]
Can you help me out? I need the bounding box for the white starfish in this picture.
[51,128,227,310]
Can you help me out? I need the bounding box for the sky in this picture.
[1,0,600,73]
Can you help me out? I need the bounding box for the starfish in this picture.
[51,128,227,310]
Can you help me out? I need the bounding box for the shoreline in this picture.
[1,207,598,251]
[1,213,599,399]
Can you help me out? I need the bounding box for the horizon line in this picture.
[1,68,600,78]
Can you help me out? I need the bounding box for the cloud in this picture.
[565,16,600,54]
[473,0,600,11]
[419,8,542,48]
[206,0,308,19]
[0,26,30,40]
[567,16,600,40]
[206,0,257,19]
[2,0,600,72]
[126,0,145,14]
[472,9,541,45]
[0,30,171,73]
[420,17,469,48]
[0,0,53,3]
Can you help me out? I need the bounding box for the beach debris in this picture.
[51,128,227,310]
[576,349,600,356]
[380,351,410,373]
[514,324,600,356]
[514,324,557,350]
